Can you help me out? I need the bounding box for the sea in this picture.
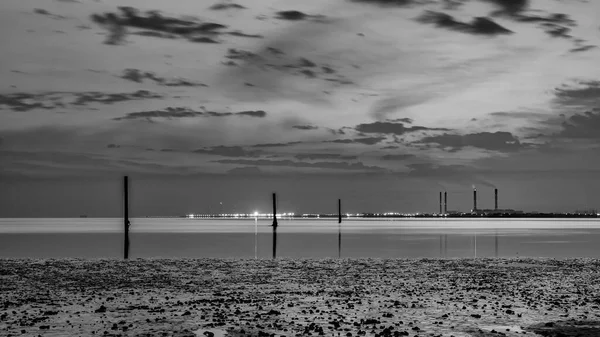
[1,218,600,259]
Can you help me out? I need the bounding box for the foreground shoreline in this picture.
[2,258,600,337]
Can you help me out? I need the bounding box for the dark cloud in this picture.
[381,145,400,149]
[209,3,246,10]
[557,110,600,139]
[90,7,260,45]
[222,47,352,88]
[0,90,162,112]
[419,131,524,152]
[251,141,303,148]
[295,153,358,160]
[327,137,386,145]
[381,154,415,160]
[228,31,263,39]
[348,0,414,6]
[119,69,208,87]
[227,166,262,175]
[417,11,513,35]
[355,121,449,135]
[33,8,66,19]
[485,0,528,15]
[553,81,600,111]
[274,11,327,22]
[570,45,596,53]
[326,128,346,135]
[113,107,267,121]
[213,159,385,171]
[193,146,263,157]
[73,90,162,105]
[236,110,267,117]
[292,125,319,130]
[276,10,309,21]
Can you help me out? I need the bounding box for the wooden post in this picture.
[338,199,342,258]
[338,199,342,224]
[123,176,130,260]
[272,193,277,259]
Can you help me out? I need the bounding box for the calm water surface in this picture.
[1,218,599,258]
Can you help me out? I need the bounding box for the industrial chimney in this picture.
[444,191,447,214]
[494,188,498,210]
[439,192,442,214]
[473,188,477,212]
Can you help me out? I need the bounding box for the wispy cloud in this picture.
[193,146,263,157]
[213,158,385,171]
[355,121,449,135]
[419,131,524,152]
[0,90,162,112]
[113,107,267,121]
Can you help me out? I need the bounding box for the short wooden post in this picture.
[123,176,130,260]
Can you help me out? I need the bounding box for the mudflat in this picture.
[1,258,600,337]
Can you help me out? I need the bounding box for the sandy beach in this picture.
[1,258,600,337]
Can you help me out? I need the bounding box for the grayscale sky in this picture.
[1,0,599,217]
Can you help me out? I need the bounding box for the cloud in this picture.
[381,154,415,160]
[419,131,524,152]
[387,118,413,124]
[295,153,358,160]
[213,159,385,171]
[209,3,246,11]
[417,11,513,36]
[553,81,600,111]
[251,141,303,148]
[90,6,265,45]
[193,146,263,157]
[292,125,319,130]
[355,121,449,135]
[113,107,267,121]
[274,11,327,22]
[33,8,66,20]
[227,166,262,175]
[0,90,162,112]
[556,110,600,139]
[485,0,528,15]
[236,110,267,117]
[348,0,414,6]
[570,45,596,53]
[327,137,386,145]
[119,69,208,87]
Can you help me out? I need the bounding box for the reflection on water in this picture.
[1,218,599,258]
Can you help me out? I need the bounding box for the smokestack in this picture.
[444,191,447,214]
[495,188,498,210]
[473,188,477,211]
[439,192,442,214]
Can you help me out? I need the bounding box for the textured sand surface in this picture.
[1,258,600,337]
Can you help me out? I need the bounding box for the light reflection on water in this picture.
[0,218,599,258]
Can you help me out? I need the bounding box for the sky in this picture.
[1,0,600,217]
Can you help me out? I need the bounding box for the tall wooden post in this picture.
[123,176,130,260]
[272,193,278,259]
[338,199,342,258]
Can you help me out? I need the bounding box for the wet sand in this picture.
[1,258,600,337]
